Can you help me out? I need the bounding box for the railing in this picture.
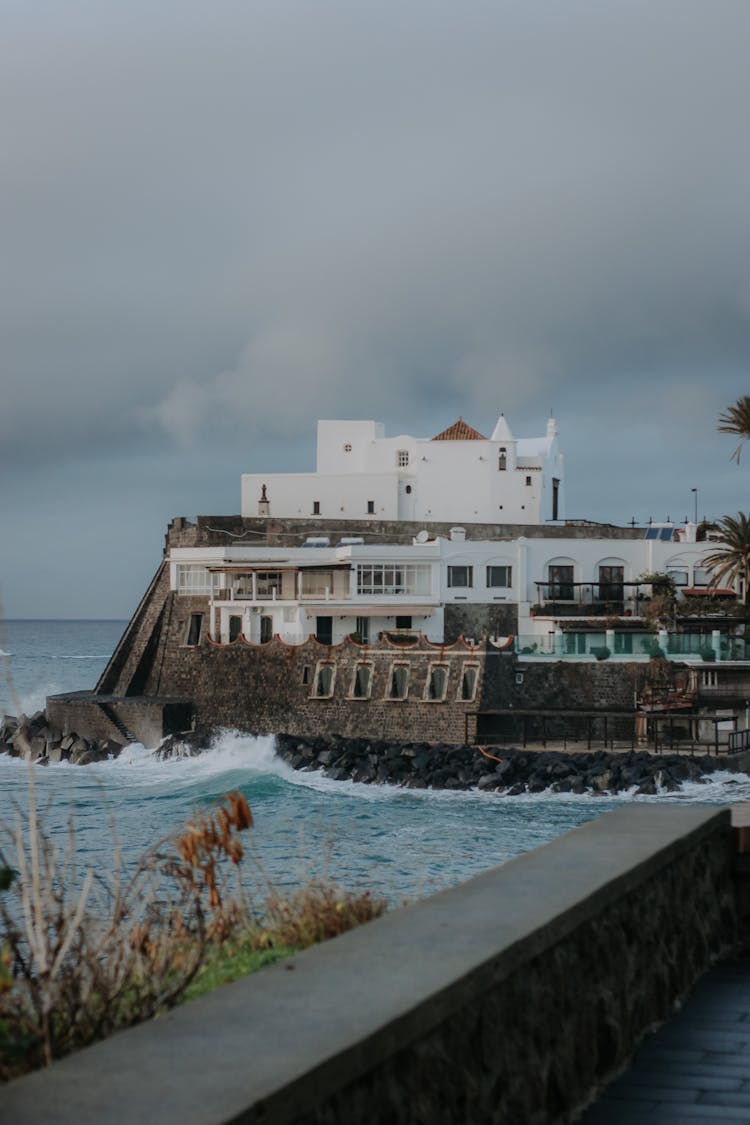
[516,632,750,661]
[729,728,750,753]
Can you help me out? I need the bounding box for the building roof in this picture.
[491,413,515,442]
[432,418,487,441]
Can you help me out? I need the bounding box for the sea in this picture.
[1,619,750,905]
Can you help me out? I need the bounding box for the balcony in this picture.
[533,581,649,618]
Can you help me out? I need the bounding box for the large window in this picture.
[486,565,512,588]
[356,564,430,596]
[256,571,283,598]
[667,568,689,587]
[176,564,217,595]
[447,565,473,588]
[548,565,574,601]
[693,567,710,587]
[301,571,335,596]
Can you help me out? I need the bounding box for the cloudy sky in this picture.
[2,0,750,619]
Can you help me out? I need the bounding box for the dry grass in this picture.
[0,772,386,1081]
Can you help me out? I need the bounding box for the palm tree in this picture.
[718,395,750,463]
[702,512,750,605]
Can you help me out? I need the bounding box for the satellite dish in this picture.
[416,530,429,543]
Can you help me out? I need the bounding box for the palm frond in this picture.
[718,396,750,463]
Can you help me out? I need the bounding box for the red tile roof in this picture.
[432,418,487,441]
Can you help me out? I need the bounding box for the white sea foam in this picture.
[104,732,750,809]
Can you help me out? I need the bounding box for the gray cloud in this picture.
[2,0,750,613]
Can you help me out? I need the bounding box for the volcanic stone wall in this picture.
[478,650,637,740]
[139,616,484,744]
[166,513,645,549]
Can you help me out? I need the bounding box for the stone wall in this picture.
[46,693,191,747]
[166,514,646,550]
[96,561,171,696]
[141,626,484,745]
[444,602,518,643]
[477,652,637,741]
[2,806,740,1125]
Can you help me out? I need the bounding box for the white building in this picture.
[241,413,565,525]
[169,522,732,657]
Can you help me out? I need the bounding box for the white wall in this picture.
[241,416,563,525]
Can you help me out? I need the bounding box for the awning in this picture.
[302,605,437,617]
[207,562,352,573]
[682,587,735,596]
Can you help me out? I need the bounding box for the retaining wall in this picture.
[1,805,740,1125]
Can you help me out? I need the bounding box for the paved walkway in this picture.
[580,957,750,1123]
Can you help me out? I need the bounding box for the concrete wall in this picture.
[2,806,740,1125]
[46,693,191,747]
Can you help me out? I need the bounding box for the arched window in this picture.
[426,664,448,701]
[388,664,409,700]
[313,663,335,698]
[498,448,507,471]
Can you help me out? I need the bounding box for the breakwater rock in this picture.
[275,734,735,795]
[0,711,125,765]
[0,711,206,765]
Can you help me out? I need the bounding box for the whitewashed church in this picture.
[241,414,565,526]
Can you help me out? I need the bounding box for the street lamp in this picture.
[691,488,698,524]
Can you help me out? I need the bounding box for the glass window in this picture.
[525,476,532,486]
[367,500,375,514]
[426,664,448,701]
[693,568,710,587]
[313,500,321,515]
[313,663,335,697]
[388,665,409,699]
[395,616,412,630]
[356,564,430,596]
[667,569,689,587]
[176,564,218,595]
[598,565,624,601]
[447,565,473,588]
[548,565,574,601]
[486,565,512,588]
[351,663,372,698]
[228,615,242,642]
[260,616,273,643]
[256,571,283,598]
[354,616,370,644]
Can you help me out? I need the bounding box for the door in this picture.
[598,566,624,602]
[316,616,333,645]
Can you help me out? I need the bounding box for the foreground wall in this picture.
[2,806,740,1125]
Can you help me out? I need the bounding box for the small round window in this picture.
[405,485,412,494]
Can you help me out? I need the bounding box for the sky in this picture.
[2,0,750,619]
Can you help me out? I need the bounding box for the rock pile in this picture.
[275,734,732,795]
[0,711,125,766]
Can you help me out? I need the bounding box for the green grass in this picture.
[180,935,299,1004]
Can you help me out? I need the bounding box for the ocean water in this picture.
[1,620,750,904]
